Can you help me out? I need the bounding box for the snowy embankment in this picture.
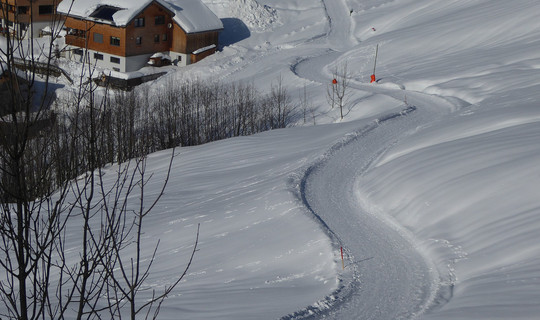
[357,106,540,319]
[137,0,540,318]
[196,0,540,318]
[29,0,540,318]
[120,123,366,319]
[344,1,540,319]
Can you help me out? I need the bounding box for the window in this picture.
[71,28,86,37]
[134,17,145,27]
[74,48,83,55]
[155,15,165,25]
[110,57,120,64]
[162,34,168,42]
[39,5,54,15]
[110,36,120,46]
[136,36,142,45]
[154,34,160,43]
[93,32,103,43]
[94,53,103,60]
[17,6,28,14]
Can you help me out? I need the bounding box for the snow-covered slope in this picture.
[165,0,540,318]
[358,106,540,319]
[14,0,540,318]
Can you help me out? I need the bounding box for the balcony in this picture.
[65,34,87,48]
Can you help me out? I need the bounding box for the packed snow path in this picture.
[285,1,459,318]
[295,106,446,319]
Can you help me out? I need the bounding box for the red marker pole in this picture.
[370,44,379,83]
[330,78,337,109]
[340,247,345,270]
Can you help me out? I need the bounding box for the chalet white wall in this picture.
[65,46,193,72]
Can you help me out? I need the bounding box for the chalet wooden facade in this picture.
[57,0,223,72]
[0,0,58,38]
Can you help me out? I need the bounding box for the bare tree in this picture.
[269,75,294,128]
[94,153,200,319]
[327,61,351,119]
[0,4,198,319]
[0,3,70,319]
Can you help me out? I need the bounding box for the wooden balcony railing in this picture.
[65,34,87,48]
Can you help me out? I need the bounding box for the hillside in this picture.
[3,0,539,319]
[156,0,540,318]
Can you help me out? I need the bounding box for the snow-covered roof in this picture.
[57,0,223,33]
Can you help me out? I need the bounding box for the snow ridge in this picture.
[229,0,279,32]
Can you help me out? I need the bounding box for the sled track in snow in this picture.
[283,105,447,320]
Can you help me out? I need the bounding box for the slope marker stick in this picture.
[370,44,379,83]
[341,247,345,270]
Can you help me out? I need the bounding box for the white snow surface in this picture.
[17,0,540,319]
[57,0,223,32]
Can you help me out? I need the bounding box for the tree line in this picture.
[1,74,297,199]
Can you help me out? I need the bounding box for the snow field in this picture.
[92,0,540,318]
[357,106,540,319]
[4,0,540,318]
[190,0,540,318]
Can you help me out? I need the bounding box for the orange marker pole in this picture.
[370,44,379,83]
[340,247,345,270]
